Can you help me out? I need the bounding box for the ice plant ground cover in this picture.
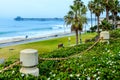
[0,29,120,79]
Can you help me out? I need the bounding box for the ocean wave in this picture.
[51,24,64,29]
[0,31,17,35]
[27,27,52,31]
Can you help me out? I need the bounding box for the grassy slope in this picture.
[1,30,120,79]
[43,30,120,79]
[0,32,97,60]
[35,30,120,79]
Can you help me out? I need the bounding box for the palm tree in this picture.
[101,0,113,21]
[92,0,104,33]
[111,0,120,29]
[88,1,94,27]
[64,0,87,45]
[95,0,113,21]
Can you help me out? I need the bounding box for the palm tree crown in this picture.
[64,0,87,45]
[88,0,104,33]
[110,0,120,28]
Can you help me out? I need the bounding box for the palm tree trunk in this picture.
[95,15,97,25]
[91,11,93,27]
[97,16,100,33]
[106,8,109,21]
[112,12,114,29]
[75,30,78,45]
[113,12,116,29]
[79,31,82,44]
[114,14,117,29]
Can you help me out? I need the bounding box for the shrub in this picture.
[110,29,120,38]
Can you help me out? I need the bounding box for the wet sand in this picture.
[0,32,74,47]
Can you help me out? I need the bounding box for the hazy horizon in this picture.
[0,0,106,19]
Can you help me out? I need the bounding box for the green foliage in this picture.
[108,15,120,20]
[40,43,92,58]
[110,29,120,38]
[44,38,120,80]
[99,19,112,31]
[1,29,120,79]
[64,0,87,45]
[90,25,97,32]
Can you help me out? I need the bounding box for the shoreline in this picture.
[0,32,74,47]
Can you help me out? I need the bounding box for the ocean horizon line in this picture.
[14,16,97,21]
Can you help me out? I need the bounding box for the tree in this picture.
[88,1,94,27]
[101,0,113,21]
[111,0,120,29]
[99,19,112,30]
[92,0,104,33]
[64,0,87,45]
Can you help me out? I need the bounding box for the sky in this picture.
[0,0,104,19]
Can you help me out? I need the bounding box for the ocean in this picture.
[0,18,94,40]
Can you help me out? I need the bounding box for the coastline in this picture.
[0,32,74,47]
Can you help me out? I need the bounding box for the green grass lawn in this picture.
[0,32,97,60]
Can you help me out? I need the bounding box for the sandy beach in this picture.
[0,32,74,47]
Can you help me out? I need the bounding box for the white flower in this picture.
[109,53,112,54]
[98,71,101,75]
[81,64,84,67]
[69,74,73,77]
[93,74,97,78]
[118,54,120,56]
[111,55,114,57]
[49,72,52,74]
[98,64,101,66]
[68,61,71,63]
[92,71,94,73]
[88,68,91,71]
[112,70,115,73]
[57,78,60,80]
[110,63,112,66]
[12,70,15,74]
[21,73,25,77]
[96,77,100,80]
[107,50,110,53]
[84,69,86,71]
[53,74,56,77]
[87,76,90,80]
[105,48,107,50]
[76,74,80,77]
[47,77,50,80]
[83,71,84,74]
[107,60,112,64]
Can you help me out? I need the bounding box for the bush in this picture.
[40,43,92,58]
[99,19,112,31]
[90,25,97,32]
[110,29,120,38]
